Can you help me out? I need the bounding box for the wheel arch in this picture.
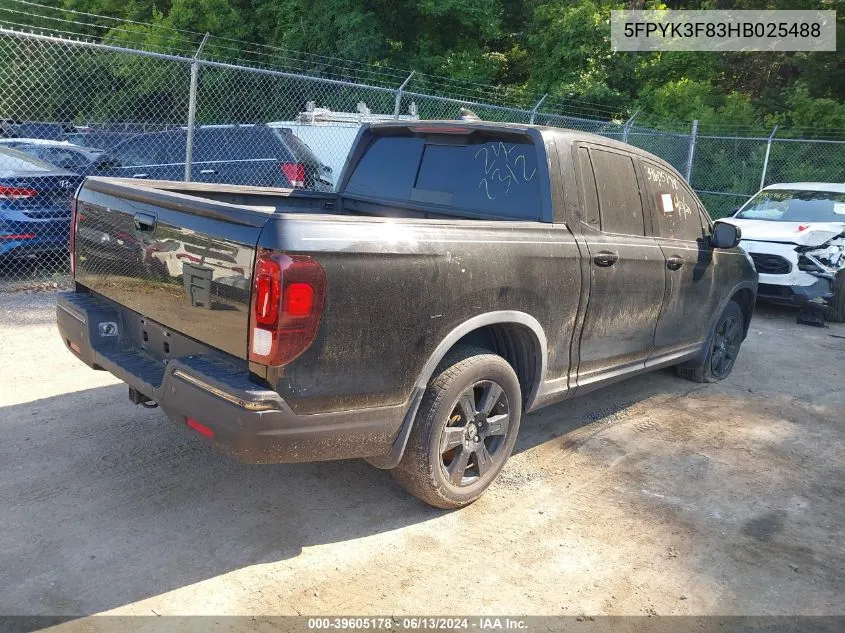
[729,286,756,336]
[367,311,548,470]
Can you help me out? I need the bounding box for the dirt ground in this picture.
[1,290,844,620]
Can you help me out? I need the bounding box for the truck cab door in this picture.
[637,158,718,360]
[572,146,666,390]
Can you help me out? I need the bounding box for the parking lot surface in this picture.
[1,290,844,618]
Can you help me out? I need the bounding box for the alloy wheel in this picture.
[439,380,511,487]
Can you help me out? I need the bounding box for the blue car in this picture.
[0,147,83,259]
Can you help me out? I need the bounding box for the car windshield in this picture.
[0,147,55,173]
[736,189,845,222]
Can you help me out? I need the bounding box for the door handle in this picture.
[132,173,148,179]
[666,255,685,270]
[593,251,619,267]
[199,169,218,175]
[133,212,157,233]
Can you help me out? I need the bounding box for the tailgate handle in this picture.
[134,212,157,233]
[593,251,619,267]
[666,255,685,270]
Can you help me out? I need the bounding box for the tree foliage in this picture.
[13,0,845,133]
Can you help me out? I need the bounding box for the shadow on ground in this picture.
[2,298,843,617]
[0,361,689,616]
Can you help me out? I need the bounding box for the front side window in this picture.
[736,189,845,222]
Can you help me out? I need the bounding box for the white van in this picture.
[269,103,418,186]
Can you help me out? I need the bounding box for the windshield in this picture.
[736,189,845,222]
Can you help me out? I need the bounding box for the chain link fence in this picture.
[2,27,844,284]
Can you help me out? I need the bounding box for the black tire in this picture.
[677,300,745,383]
[390,346,522,509]
[824,271,845,323]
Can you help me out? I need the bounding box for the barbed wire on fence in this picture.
[1,21,844,283]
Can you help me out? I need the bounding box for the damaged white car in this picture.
[723,182,845,321]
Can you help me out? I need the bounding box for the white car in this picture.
[722,182,845,321]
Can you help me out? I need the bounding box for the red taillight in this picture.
[254,257,281,326]
[284,282,314,316]
[280,162,306,188]
[69,197,78,276]
[0,185,37,199]
[0,233,37,241]
[186,417,214,438]
[249,249,326,367]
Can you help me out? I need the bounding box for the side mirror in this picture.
[711,221,742,249]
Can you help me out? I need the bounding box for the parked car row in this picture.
[1,125,335,262]
[0,147,83,258]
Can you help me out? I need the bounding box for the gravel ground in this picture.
[1,290,844,621]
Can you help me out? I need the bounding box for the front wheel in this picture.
[677,300,745,383]
[391,346,522,509]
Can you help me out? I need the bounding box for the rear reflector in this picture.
[186,417,214,438]
[0,233,37,241]
[280,162,306,188]
[249,249,326,367]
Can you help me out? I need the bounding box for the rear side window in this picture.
[225,128,289,161]
[0,148,53,173]
[116,133,181,165]
[640,159,704,241]
[589,148,645,236]
[345,133,542,220]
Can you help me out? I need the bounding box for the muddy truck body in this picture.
[57,121,757,507]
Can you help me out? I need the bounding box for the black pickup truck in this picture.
[57,121,757,508]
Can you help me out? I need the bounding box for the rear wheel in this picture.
[391,346,522,509]
[677,300,745,383]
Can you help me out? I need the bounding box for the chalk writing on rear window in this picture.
[475,142,537,200]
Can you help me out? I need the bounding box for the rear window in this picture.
[0,147,54,173]
[224,127,287,161]
[278,130,321,165]
[345,132,542,220]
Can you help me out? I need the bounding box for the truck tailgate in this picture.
[73,179,273,359]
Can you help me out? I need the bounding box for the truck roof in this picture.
[365,120,686,180]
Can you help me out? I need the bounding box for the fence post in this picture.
[759,125,778,190]
[185,33,210,182]
[684,119,698,182]
[393,72,415,119]
[529,94,548,124]
[621,109,639,143]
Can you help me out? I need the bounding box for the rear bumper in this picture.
[0,222,69,256]
[56,290,405,464]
